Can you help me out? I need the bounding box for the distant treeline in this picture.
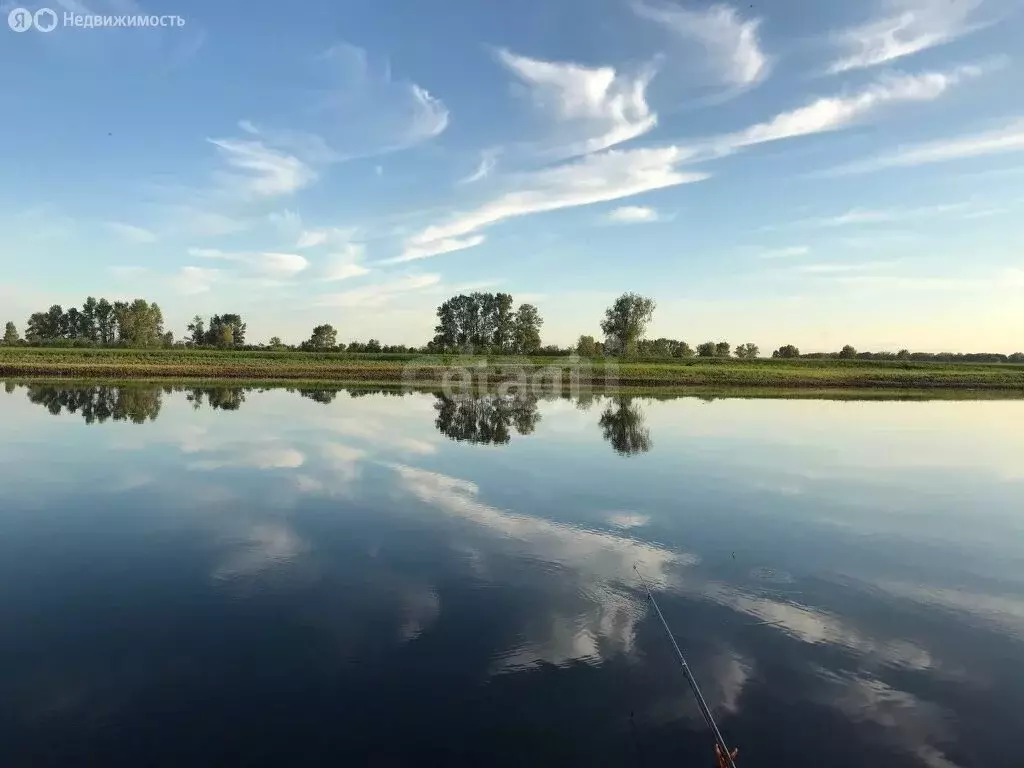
[3,293,1021,362]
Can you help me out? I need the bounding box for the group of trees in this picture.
[578,294,760,361]
[428,292,544,354]
[186,314,247,348]
[4,289,1022,362]
[12,297,169,347]
[767,344,1024,363]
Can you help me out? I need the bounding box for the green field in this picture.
[2,346,1024,391]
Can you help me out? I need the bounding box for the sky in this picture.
[1,0,1023,351]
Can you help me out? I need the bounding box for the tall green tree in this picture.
[839,344,858,359]
[65,307,83,340]
[45,305,65,339]
[576,335,598,356]
[115,299,164,347]
[600,293,655,356]
[206,314,246,347]
[3,321,19,345]
[772,344,801,358]
[734,342,759,359]
[696,341,716,357]
[96,299,115,345]
[513,303,543,354]
[81,297,99,342]
[715,341,731,357]
[492,293,515,353]
[305,324,337,351]
[186,315,206,346]
[432,292,521,353]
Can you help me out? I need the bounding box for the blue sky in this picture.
[2,0,1023,350]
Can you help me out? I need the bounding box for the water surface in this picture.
[2,383,1023,767]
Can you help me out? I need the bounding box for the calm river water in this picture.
[1,383,1022,767]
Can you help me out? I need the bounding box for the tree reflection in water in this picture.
[598,396,652,456]
[185,387,247,411]
[12,383,654,457]
[433,393,541,445]
[24,385,163,424]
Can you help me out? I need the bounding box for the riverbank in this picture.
[2,347,1023,390]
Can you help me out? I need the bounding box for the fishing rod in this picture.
[634,564,739,768]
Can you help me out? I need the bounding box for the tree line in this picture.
[3,291,1021,362]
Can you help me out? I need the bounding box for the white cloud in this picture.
[394,235,486,263]
[497,48,657,158]
[719,66,978,151]
[459,150,499,184]
[784,200,987,227]
[238,119,259,134]
[390,464,688,588]
[106,221,157,244]
[213,523,307,582]
[407,84,450,143]
[319,42,450,156]
[296,230,329,248]
[828,0,986,74]
[757,246,810,258]
[606,512,650,529]
[825,119,1024,175]
[633,1,769,87]
[188,248,310,278]
[172,266,220,295]
[607,205,660,223]
[396,146,708,262]
[324,260,370,282]
[295,226,358,249]
[315,273,441,307]
[208,137,317,198]
[191,445,306,471]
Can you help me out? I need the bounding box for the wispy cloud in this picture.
[459,150,500,184]
[105,221,157,244]
[607,205,661,223]
[828,0,987,74]
[633,1,770,87]
[393,146,707,262]
[777,200,991,228]
[316,273,441,307]
[208,138,317,199]
[317,42,449,157]
[187,248,310,278]
[323,243,370,282]
[497,49,657,158]
[323,262,371,282]
[172,266,220,295]
[823,119,1024,175]
[296,230,328,248]
[295,226,356,249]
[718,65,979,152]
[394,235,487,263]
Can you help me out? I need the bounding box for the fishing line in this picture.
[634,564,739,768]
